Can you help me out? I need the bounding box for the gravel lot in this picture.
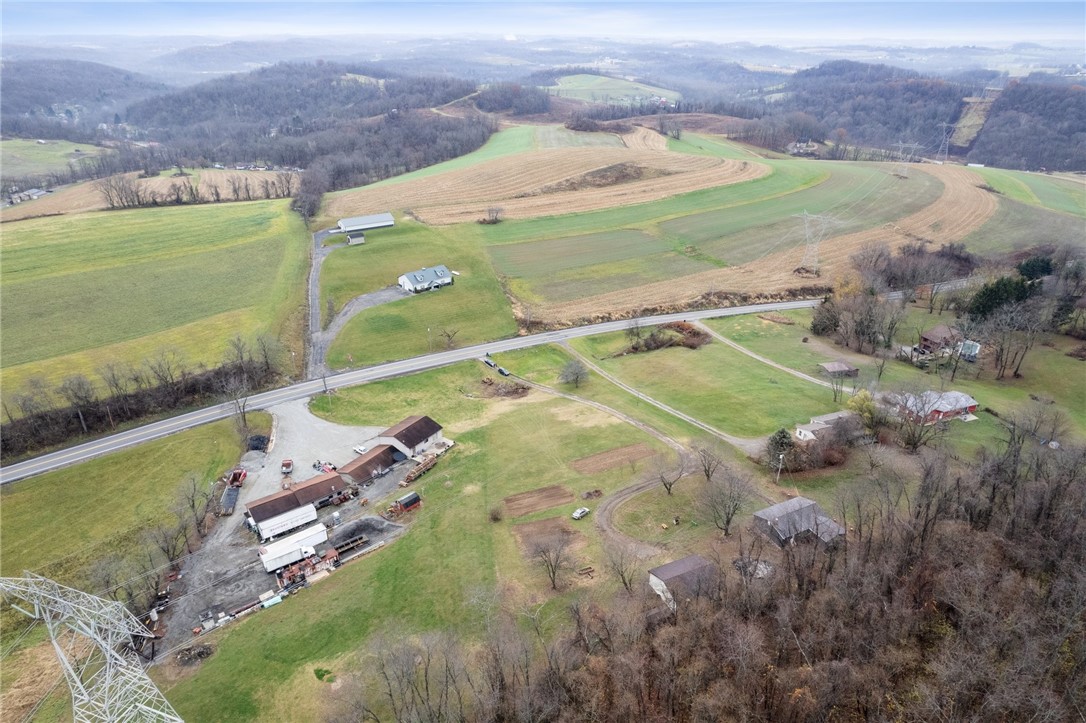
[157,398,391,652]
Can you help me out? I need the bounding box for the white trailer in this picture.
[255,504,318,541]
[258,524,329,572]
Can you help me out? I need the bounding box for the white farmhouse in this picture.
[398,265,454,293]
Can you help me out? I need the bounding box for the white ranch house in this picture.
[398,265,455,293]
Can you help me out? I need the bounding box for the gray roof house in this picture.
[794,411,855,442]
[398,265,455,293]
[753,497,845,547]
[648,555,718,610]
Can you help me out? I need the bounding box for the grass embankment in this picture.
[322,219,517,368]
[567,330,840,439]
[703,308,1086,458]
[0,139,110,179]
[0,201,309,400]
[162,363,669,720]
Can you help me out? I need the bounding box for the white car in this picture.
[353,446,368,455]
[571,507,591,520]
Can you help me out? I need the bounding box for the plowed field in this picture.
[571,443,657,473]
[539,164,998,323]
[504,484,575,517]
[323,147,769,225]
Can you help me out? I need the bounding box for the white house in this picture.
[794,411,854,442]
[398,265,454,293]
[375,416,444,459]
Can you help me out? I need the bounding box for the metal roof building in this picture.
[753,497,845,547]
[337,213,395,234]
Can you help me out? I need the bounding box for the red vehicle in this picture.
[225,468,247,487]
[281,459,294,475]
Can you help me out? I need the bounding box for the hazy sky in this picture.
[3,1,1084,46]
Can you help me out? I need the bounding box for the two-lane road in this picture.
[1,300,820,485]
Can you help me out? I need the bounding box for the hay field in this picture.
[0,138,110,180]
[547,73,679,103]
[323,146,768,225]
[0,200,309,398]
[0,168,283,222]
[540,164,998,322]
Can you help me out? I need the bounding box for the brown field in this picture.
[504,484,575,517]
[624,113,748,136]
[539,164,998,323]
[511,516,580,557]
[323,147,769,225]
[571,443,657,474]
[620,125,669,151]
[1,169,286,222]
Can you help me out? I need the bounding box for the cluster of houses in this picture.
[648,496,846,610]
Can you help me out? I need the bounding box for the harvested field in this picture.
[537,164,997,323]
[571,443,657,474]
[621,125,669,151]
[322,147,769,225]
[625,113,747,136]
[1,169,288,222]
[504,485,575,517]
[511,516,580,556]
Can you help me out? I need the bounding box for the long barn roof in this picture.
[338,213,394,232]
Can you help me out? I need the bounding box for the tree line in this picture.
[1,335,282,461]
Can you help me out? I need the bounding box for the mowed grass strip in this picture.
[533,125,625,148]
[165,367,664,721]
[322,221,516,368]
[971,167,1086,218]
[569,331,841,438]
[0,201,308,389]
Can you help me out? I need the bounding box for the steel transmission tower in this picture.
[793,211,837,274]
[936,122,955,164]
[0,573,183,723]
[892,141,922,177]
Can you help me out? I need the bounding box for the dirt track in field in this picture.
[504,485,575,517]
[323,147,769,225]
[1,170,286,222]
[538,164,998,323]
[570,443,658,474]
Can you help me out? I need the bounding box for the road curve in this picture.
[0,300,818,485]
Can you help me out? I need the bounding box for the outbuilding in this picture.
[246,490,319,542]
[648,555,718,610]
[337,212,394,244]
[398,265,454,293]
[338,445,397,484]
[919,324,961,353]
[376,415,444,458]
[819,360,859,378]
[753,497,845,547]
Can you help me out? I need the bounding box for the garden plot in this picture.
[503,485,575,517]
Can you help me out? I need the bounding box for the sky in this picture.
[2,1,1084,46]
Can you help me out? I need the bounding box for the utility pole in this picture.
[892,141,922,178]
[936,122,955,164]
[793,210,837,275]
[0,573,183,722]
[775,453,784,486]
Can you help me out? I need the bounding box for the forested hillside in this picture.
[0,59,169,134]
[967,80,1086,171]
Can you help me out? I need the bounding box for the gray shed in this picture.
[753,497,845,547]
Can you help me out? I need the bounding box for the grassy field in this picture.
[970,166,1086,218]
[322,219,517,368]
[0,201,309,399]
[547,73,679,103]
[569,330,842,438]
[703,307,1086,454]
[958,195,1086,255]
[0,138,110,179]
[161,363,670,720]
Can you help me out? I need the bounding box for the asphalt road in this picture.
[0,300,821,485]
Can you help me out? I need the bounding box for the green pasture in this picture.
[569,331,841,438]
[547,73,679,103]
[0,201,309,397]
[489,229,670,278]
[322,220,516,368]
[534,125,625,148]
[0,417,259,581]
[0,138,110,180]
[970,166,1086,218]
[959,195,1086,255]
[164,364,668,721]
[704,307,1086,451]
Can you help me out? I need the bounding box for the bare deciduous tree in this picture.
[655,452,689,496]
[703,466,754,536]
[534,534,573,590]
[605,543,639,594]
[559,359,589,388]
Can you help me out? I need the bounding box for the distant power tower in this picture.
[793,211,837,275]
[936,121,956,164]
[0,573,183,723]
[892,141,923,177]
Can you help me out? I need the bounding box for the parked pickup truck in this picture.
[281,459,294,475]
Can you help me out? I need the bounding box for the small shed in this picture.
[919,324,961,353]
[337,212,395,245]
[819,360,859,378]
[648,555,717,610]
[398,265,454,293]
[753,497,845,547]
[957,340,981,362]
